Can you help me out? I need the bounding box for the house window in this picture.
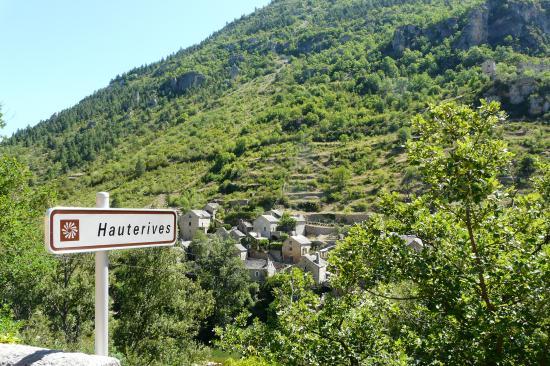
[264,227,266,231]
[189,222,191,226]
[255,271,259,277]
[289,247,292,251]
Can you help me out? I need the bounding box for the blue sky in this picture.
[0,0,270,136]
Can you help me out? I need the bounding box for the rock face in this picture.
[457,0,549,52]
[390,0,548,55]
[456,5,489,49]
[0,344,120,366]
[163,71,206,95]
[391,25,423,55]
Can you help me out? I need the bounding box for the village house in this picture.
[179,209,211,240]
[253,214,279,239]
[229,228,246,242]
[245,257,276,282]
[268,209,283,219]
[215,226,246,243]
[297,252,328,285]
[399,234,424,252]
[203,202,220,220]
[233,243,248,261]
[282,234,312,263]
[237,219,253,235]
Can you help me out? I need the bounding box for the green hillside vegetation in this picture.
[1,0,549,364]
[2,0,548,214]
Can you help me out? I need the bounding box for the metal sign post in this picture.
[95,192,109,356]
[44,192,178,356]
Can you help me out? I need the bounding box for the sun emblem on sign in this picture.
[60,220,79,241]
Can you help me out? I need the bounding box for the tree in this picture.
[112,248,213,365]
[134,157,145,177]
[331,100,549,364]
[189,235,257,341]
[328,166,351,192]
[0,157,54,320]
[217,269,408,366]
[277,212,297,233]
[219,101,549,365]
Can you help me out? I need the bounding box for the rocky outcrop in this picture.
[0,344,120,366]
[457,0,549,52]
[391,25,423,55]
[390,18,459,55]
[456,5,489,49]
[390,0,548,55]
[483,77,549,117]
[487,0,549,51]
[162,71,206,95]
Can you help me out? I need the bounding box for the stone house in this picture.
[233,243,248,261]
[399,234,424,252]
[298,252,327,285]
[179,210,211,240]
[204,202,220,220]
[268,209,283,219]
[253,214,279,239]
[229,228,246,242]
[238,219,253,234]
[282,234,312,264]
[245,257,276,282]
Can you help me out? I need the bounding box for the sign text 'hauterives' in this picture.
[45,208,177,254]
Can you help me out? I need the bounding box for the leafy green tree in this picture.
[0,157,54,319]
[217,269,408,366]
[277,212,297,233]
[0,305,22,343]
[331,100,549,364]
[189,235,257,340]
[112,248,213,365]
[134,157,145,177]
[219,101,549,365]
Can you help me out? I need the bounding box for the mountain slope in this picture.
[2,0,548,213]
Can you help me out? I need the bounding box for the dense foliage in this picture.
[218,101,549,365]
[1,0,549,364]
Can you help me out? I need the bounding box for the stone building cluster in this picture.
[178,202,423,285]
[178,203,337,285]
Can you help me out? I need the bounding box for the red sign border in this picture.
[47,208,177,253]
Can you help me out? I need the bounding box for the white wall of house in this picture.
[179,211,211,240]
[253,216,278,239]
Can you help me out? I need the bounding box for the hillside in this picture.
[2,0,549,214]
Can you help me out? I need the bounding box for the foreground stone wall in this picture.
[0,344,120,366]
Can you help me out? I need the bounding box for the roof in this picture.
[205,202,220,210]
[190,210,211,219]
[257,214,279,224]
[269,209,283,218]
[290,235,312,245]
[319,245,336,253]
[399,235,424,252]
[245,258,268,270]
[230,228,246,238]
[302,253,327,267]
[234,243,247,252]
[239,220,253,227]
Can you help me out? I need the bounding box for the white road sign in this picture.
[45,207,177,254]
